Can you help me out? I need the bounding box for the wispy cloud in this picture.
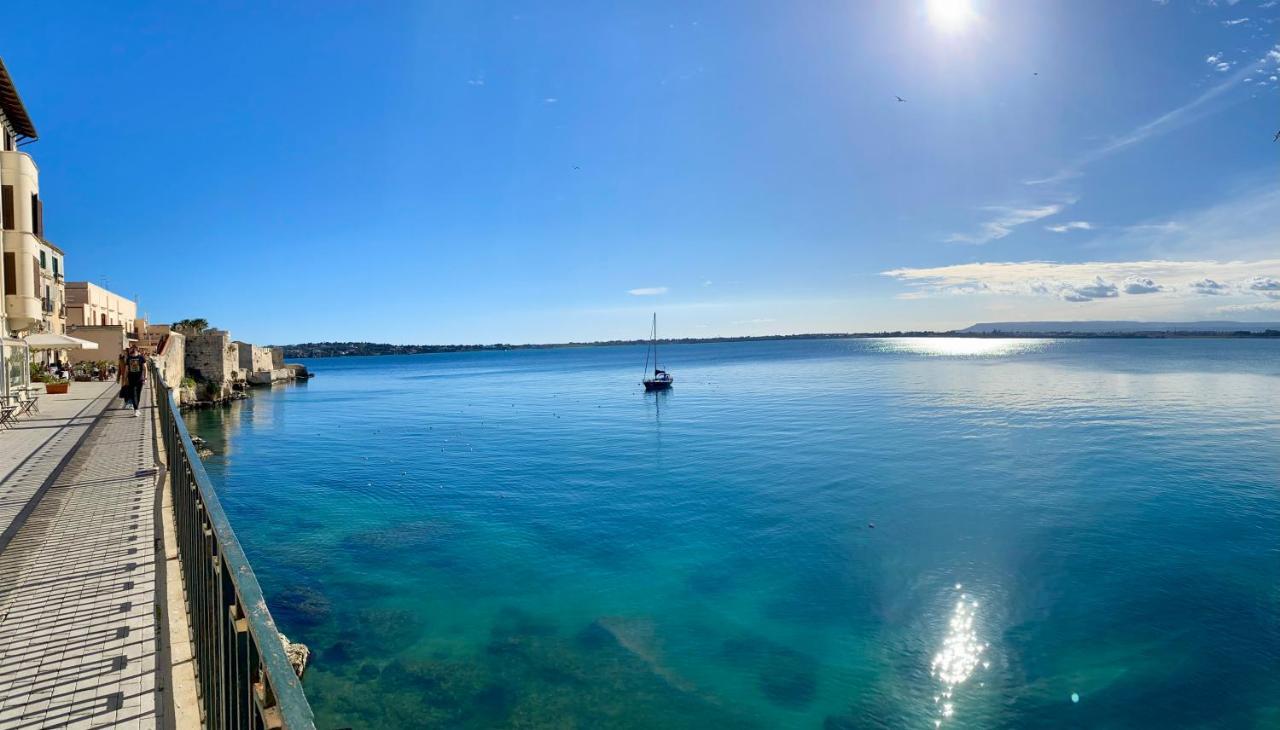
[1217,300,1280,313]
[1026,57,1265,186]
[543,97,558,104]
[467,77,485,86]
[947,203,1067,244]
[731,318,777,324]
[1046,221,1093,233]
[627,287,668,296]
[1221,17,1250,26]
[883,259,1280,306]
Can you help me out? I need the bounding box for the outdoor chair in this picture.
[0,399,19,429]
[17,387,39,414]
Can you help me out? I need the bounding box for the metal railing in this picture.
[152,364,316,729]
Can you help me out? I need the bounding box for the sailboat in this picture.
[641,313,674,391]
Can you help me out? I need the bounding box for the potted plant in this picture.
[32,362,69,394]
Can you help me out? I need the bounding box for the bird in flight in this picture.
[1274,130,1279,142]
[895,95,906,103]
[1033,72,1039,76]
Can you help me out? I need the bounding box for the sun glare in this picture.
[927,0,976,33]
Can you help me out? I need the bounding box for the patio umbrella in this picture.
[23,333,100,350]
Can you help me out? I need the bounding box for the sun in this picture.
[927,0,976,34]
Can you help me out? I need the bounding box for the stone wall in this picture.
[185,330,239,399]
[235,341,274,374]
[270,347,284,369]
[154,330,186,393]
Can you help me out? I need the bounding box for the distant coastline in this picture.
[279,326,1280,358]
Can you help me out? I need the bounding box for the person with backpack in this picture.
[121,344,147,416]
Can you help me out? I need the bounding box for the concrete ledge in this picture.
[150,398,200,729]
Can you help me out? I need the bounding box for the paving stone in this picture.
[0,385,162,728]
[0,383,116,541]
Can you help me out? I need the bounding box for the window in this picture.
[100,313,107,326]
[2,130,11,151]
[3,252,14,295]
[30,193,42,237]
[40,250,46,268]
[1,185,12,231]
[53,257,59,276]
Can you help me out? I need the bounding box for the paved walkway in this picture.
[0,384,165,729]
[0,383,116,551]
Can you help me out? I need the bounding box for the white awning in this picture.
[23,333,100,350]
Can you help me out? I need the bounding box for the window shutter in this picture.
[1,185,12,231]
[3,252,15,295]
[30,194,43,237]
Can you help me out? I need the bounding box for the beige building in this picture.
[37,237,66,335]
[1,57,47,385]
[66,281,138,330]
[1,57,45,339]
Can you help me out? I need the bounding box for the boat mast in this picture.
[652,313,658,375]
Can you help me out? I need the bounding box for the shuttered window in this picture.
[30,193,42,237]
[1,185,12,231]
[3,252,14,295]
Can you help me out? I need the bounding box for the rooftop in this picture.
[0,57,38,141]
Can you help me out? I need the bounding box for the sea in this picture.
[185,337,1280,729]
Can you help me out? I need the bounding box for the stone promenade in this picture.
[0,383,167,729]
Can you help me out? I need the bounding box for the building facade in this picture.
[65,281,138,330]
[1,57,44,339]
[1,57,43,389]
[37,237,65,335]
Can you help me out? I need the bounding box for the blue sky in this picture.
[2,1,1278,344]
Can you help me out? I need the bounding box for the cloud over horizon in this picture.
[884,259,1280,311]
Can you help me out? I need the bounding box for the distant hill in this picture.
[276,326,1280,358]
[277,333,860,358]
[962,321,1280,334]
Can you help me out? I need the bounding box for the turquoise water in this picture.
[186,338,1280,728]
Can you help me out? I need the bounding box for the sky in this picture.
[1,0,1278,344]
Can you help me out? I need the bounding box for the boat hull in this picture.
[643,379,673,391]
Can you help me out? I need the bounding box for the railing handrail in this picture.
[151,363,316,729]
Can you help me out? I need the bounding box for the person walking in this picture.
[122,344,147,416]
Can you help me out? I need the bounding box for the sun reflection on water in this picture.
[873,337,1053,358]
[929,585,987,727]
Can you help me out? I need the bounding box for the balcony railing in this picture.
[151,364,317,729]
